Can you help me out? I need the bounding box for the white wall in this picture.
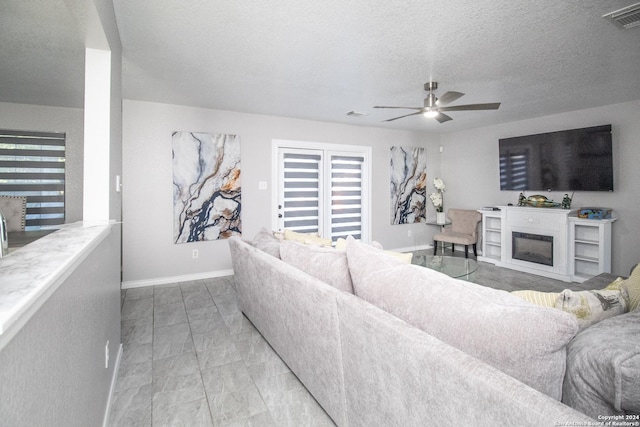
[122,100,439,285]
[0,101,84,222]
[439,99,640,276]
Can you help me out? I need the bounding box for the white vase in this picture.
[436,212,446,225]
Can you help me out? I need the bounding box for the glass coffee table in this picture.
[412,254,478,280]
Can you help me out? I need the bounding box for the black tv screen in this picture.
[499,124,613,192]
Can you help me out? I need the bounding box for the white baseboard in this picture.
[102,342,123,427]
[121,269,235,289]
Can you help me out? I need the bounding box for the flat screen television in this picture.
[499,124,613,192]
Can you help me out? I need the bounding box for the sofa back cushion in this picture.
[280,240,353,293]
[563,308,640,417]
[251,228,281,258]
[345,238,579,400]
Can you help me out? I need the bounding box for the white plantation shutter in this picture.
[0,129,66,229]
[276,142,369,243]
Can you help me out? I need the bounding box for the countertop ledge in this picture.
[0,222,114,350]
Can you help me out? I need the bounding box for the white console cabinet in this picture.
[478,207,615,282]
[568,217,615,282]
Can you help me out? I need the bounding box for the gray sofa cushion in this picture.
[280,240,354,293]
[228,237,348,426]
[563,309,640,418]
[336,292,593,426]
[345,237,579,400]
[251,228,281,258]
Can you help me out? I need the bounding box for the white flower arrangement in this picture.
[429,177,446,212]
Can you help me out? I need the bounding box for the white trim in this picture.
[121,269,235,289]
[102,343,123,427]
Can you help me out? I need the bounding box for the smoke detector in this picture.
[603,2,640,29]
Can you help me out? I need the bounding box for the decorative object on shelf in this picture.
[518,192,527,206]
[429,177,447,224]
[522,194,560,208]
[390,146,427,225]
[561,193,574,209]
[173,131,242,243]
[577,207,613,219]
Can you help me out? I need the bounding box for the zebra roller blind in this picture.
[330,154,364,241]
[280,150,322,234]
[277,144,369,243]
[0,129,66,229]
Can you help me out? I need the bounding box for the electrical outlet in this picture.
[105,340,110,369]
[192,249,199,259]
[407,229,412,237]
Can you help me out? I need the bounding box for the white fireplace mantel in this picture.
[478,206,615,282]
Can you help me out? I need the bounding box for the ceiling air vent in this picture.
[603,2,640,29]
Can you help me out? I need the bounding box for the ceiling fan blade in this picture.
[383,111,424,122]
[439,102,501,112]
[435,113,453,123]
[374,105,423,110]
[436,91,464,106]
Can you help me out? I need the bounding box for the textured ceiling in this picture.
[2,1,640,132]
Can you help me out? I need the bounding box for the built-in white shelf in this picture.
[477,210,503,264]
[568,216,615,282]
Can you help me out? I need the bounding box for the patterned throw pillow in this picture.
[620,265,640,311]
[556,288,629,332]
[511,290,560,308]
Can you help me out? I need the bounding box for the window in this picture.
[0,129,66,230]
[274,140,370,243]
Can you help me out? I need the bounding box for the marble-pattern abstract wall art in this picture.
[390,146,427,224]
[173,132,241,243]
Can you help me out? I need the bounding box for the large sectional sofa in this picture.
[228,231,639,426]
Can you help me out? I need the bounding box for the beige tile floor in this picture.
[108,251,587,426]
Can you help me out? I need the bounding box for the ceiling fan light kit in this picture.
[374,81,501,123]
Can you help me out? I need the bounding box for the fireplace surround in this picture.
[478,205,616,282]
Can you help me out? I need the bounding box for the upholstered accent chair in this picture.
[0,196,27,232]
[433,208,482,258]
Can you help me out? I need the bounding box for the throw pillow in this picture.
[303,235,333,247]
[511,290,560,308]
[563,309,640,418]
[345,237,578,400]
[251,228,281,258]
[283,229,320,243]
[556,288,628,332]
[335,237,411,263]
[335,237,383,250]
[279,240,353,293]
[620,265,640,311]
